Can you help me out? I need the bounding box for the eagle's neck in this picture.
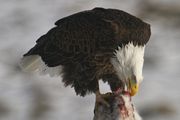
[111,42,145,83]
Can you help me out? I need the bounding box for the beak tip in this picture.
[130,92,136,96]
[129,87,139,96]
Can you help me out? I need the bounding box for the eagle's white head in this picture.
[111,42,145,96]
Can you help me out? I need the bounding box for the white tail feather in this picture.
[20,55,62,77]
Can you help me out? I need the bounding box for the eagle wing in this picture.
[24,9,118,67]
[24,8,151,67]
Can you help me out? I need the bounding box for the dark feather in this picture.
[24,7,151,96]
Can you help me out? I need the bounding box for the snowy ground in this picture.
[0,0,180,120]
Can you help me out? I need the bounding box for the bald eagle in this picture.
[20,7,151,104]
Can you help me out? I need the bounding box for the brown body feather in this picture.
[24,7,151,96]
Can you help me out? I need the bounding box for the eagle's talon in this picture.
[96,92,110,107]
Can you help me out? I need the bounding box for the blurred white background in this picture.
[0,0,180,120]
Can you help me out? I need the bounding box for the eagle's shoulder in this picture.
[91,7,151,46]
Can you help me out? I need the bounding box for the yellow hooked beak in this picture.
[129,79,139,96]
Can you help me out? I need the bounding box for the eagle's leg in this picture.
[95,81,110,107]
[103,74,124,95]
